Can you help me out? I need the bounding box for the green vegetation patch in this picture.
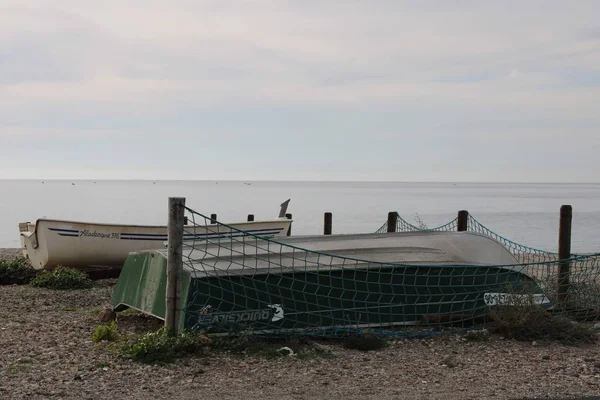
[0,257,37,285]
[121,329,211,364]
[30,267,94,290]
[489,284,597,345]
[93,321,119,343]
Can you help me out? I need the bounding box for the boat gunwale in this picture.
[21,217,293,235]
[138,231,543,271]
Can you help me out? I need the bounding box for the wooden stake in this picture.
[166,197,185,335]
[457,210,469,232]
[324,212,332,235]
[387,212,397,233]
[557,205,572,308]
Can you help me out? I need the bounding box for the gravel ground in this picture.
[2,248,600,399]
[1,248,22,259]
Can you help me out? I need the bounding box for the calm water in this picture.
[1,180,599,253]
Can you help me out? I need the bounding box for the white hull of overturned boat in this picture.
[20,218,292,270]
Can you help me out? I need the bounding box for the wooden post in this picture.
[387,212,397,233]
[557,205,572,308]
[457,210,469,232]
[210,213,217,224]
[324,212,332,235]
[285,213,292,236]
[165,197,185,335]
[247,214,255,222]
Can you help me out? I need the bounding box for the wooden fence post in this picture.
[324,212,332,235]
[210,213,217,224]
[387,212,398,233]
[285,213,292,236]
[557,205,572,308]
[457,210,469,232]
[166,197,185,335]
[247,214,254,222]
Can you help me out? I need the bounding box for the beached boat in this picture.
[20,201,293,270]
[112,231,551,333]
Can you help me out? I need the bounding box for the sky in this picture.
[0,0,599,182]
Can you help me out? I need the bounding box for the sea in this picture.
[1,180,599,253]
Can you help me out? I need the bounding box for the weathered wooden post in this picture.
[387,212,397,233]
[285,213,292,236]
[457,210,469,232]
[247,214,255,222]
[557,205,572,308]
[324,212,332,235]
[210,213,217,224]
[166,197,185,335]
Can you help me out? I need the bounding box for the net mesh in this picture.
[376,212,559,263]
[180,207,600,339]
[375,214,458,234]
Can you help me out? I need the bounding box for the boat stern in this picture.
[18,221,36,258]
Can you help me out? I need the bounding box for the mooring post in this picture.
[387,212,398,233]
[210,213,217,224]
[457,210,469,232]
[247,214,255,222]
[324,212,332,235]
[166,197,185,335]
[557,205,573,308]
[285,213,292,236]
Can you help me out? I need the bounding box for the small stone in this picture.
[311,342,333,354]
[532,341,538,346]
[542,355,551,360]
[95,308,116,323]
[443,356,459,368]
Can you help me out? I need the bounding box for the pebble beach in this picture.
[2,249,600,399]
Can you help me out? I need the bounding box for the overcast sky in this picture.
[0,1,599,182]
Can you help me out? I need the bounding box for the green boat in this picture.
[111,231,550,334]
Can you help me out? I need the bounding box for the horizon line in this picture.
[0,178,598,185]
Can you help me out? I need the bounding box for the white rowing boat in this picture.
[19,200,292,270]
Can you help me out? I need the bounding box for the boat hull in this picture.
[111,232,550,333]
[20,218,292,270]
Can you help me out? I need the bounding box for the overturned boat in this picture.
[111,230,550,334]
[20,201,292,270]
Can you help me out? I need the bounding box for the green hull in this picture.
[111,249,547,334]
